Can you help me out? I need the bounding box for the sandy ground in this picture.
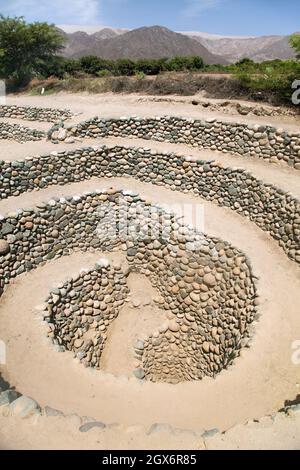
[0,414,204,450]
[101,273,167,376]
[1,410,300,450]
[1,177,300,434]
[5,92,300,131]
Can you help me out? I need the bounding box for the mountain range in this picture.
[59,25,297,64]
[188,32,297,62]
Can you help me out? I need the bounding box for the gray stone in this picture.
[202,428,220,439]
[10,395,40,418]
[0,390,19,407]
[79,421,106,432]
[1,223,14,236]
[147,423,174,435]
[44,406,64,417]
[133,368,145,380]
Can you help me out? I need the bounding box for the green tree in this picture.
[185,56,204,70]
[289,34,300,59]
[114,58,136,76]
[80,56,114,75]
[135,58,167,75]
[235,58,255,68]
[166,56,186,71]
[235,58,255,66]
[80,56,102,75]
[37,57,82,79]
[165,56,204,72]
[0,16,65,85]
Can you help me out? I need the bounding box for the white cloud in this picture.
[183,0,224,18]
[0,0,102,25]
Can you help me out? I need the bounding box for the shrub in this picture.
[136,71,146,80]
[234,60,300,103]
[97,69,111,77]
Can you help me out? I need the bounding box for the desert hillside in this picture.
[60,25,297,63]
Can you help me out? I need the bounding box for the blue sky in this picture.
[0,0,299,36]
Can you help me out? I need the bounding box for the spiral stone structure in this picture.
[0,95,300,449]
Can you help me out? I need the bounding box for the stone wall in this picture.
[0,189,257,383]
[45,261,129,369]
[65,116,300,169]
[0,105,72,122]
[0,122,45,142]
[1,145,299,264]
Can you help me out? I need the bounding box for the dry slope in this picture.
[63,26,227,64]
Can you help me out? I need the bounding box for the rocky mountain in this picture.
[249,36,297,62]
[61,28,127,58]
[185,32,296,62]
[62,31,97,58]
[59,25,298,64]
[62,26,227,64]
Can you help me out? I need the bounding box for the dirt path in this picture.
[6,92,300,131]
[1,177,300,433]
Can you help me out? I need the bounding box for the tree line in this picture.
[39,55,205,79]
[1,15,300,104]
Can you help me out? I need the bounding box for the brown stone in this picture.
[0,239,10,255]
[168,320,180,333]
[203,273,217,287]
